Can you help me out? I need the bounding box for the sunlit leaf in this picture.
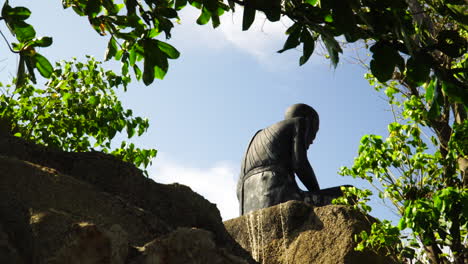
[33,53,53,78]
[157,41,180,59]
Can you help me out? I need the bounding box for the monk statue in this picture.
[237,103,349,215]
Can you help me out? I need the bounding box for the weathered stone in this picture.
[0,134,255,263]
[129,228,248,264]
[224,200,398,264]
[0,134,254,263]
[0,223,24,264]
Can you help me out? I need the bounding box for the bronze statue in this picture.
[237,104,348,215]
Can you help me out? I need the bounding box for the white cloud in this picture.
[174,7,307,69]
[218,10,291,61]
[149,153,240,220]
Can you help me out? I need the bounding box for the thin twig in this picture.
[0,29,19,54]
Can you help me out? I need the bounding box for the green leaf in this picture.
[33,53,53,78]
[442,81,468,105]
[133,64,142,80]
[88,96,99,106]
[242,6,256,31]
[24,55,36,83]
[322,34,341,68]
[425,77,435,103]
[141,39,169,84]
[12,21,36,42]
[29,37,53,47]
[427,81,441,119]
[4,6,31,20]
[157,41,180,59]
[196,7,211,25]
[105,37,118,61]
[300,29,315,66]
[305,0,319,6]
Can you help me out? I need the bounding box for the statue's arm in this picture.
[292,118,320,191]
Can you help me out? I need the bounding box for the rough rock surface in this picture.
[224,200,398,264]
[0,134,255,263]
[129,228,248,264]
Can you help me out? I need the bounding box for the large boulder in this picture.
[0,134,255,263]
[224,200,398,264]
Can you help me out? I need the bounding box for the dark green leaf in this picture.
[16,55,26,87]
[369,41,404,82]
[85,0,101,18]
[278,24,302,53]
[263,0,281,22]
[4,6,31,20]
[322,34,341,68]
[406,55,430,86]
[124,0,137,14]
[24,55,36,84]
[331,0,355,33]
[227,0,235,11]
[33,53,53,78]
[160,8,178,19]
[436,30,467,58]
[175,0,188,10]
[211,11,221,28]
[299,29,314,66]
[242,6,256,31]
[442,81,468,105]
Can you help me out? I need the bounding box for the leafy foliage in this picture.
[0,57,156,176]
[61,0,229,85]
[336,73,467,263]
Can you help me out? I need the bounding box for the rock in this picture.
[0,135,252,263]
[129,228,248,264]
[0,223,24,264]
[52,222,113,264]
[224,200,398,264]
[0,134,255,263]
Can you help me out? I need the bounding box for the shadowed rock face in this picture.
[224,201,399,264]
[0,134,256,264]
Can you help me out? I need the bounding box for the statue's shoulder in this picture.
[269,117,305,130]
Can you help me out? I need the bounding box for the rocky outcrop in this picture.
[224,200,398,264]
[0,134,255,263]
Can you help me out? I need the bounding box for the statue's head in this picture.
[285,103,319,145]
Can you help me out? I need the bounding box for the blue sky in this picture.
[1,1,399,221]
